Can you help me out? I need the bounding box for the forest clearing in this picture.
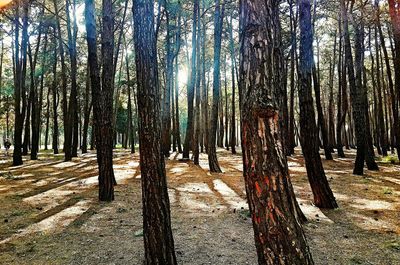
[0,148,399,264]
[1,0,400,264]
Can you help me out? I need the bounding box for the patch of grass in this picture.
[10,209,27,217]
[134,229,143,237]
[0,171,14,179]
[238,209,251,219]
[117,207,127,213]
[380,155,399,164]
[383,239,400,251]
[349,256,363,264]
[383,187,394,195]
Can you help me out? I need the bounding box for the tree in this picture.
[133,0,177,263]
[64,0,79,161]
[228,15,236,154]
[182,0,198,160]
[239,0,314,263]
[13,0,29,166]
[342,0,378,175]
[298,0,338,208]
[208,0,224,173]
[388,0,400,160]
[85,0,116,201]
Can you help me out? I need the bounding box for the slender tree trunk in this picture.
[45,86,50,151]
[82,63,91,154]
[31,22,46,160]
[228,16,236,154]
[52,40,59,155]
[85,0,116,201]
[328,30,337,152]
[208,0,224,173]
[13,0,29,166]
[336,14,347,158]
[194,5,201,165]
[288,0,297,155]
[64,0,79,160]
[373,26,388,156]
[388,0,400,159]
[174,58,182,153]
[182,0,199,160]
[298,0,337,208]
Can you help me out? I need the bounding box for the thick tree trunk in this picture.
[239,0,314,263]
[133,0,177,263]
[298,0,337,208]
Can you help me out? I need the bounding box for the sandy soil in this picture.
[0,148,399,265]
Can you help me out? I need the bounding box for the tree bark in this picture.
[182,0,199,160]
[85,0,116,201]
[387,0,400,160]
[52,38,59,155]
[298,0,337,208]
[13,0,29,166]
[228,16,236,154]
[133,0,177,263]
[239,0,314,263]
[208,0,224,173]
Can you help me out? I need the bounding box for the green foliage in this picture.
[380,155,399,164]
[383,187,393,195]
[116,104,128,134]
[383,239,400,251]
[0,171,14,180]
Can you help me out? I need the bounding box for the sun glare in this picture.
[178,67,188,87]
[0,0,12,8]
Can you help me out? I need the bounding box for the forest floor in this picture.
[0,147,399,265]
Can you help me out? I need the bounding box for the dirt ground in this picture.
[0,147,399,265]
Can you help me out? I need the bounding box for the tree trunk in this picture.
[174,58,182,153]
[239,0,314,263]
[82,63,92,154]
[182,0,198,160]
[85,0,115,201]
[228,16,236,154]
[133,0,177,263]
[64,0,79,161]
[208,0,224,173]
[13,0,29,166]
[388,0,400,159]
[298,0,337,208]
[194,5,201,165]
[52,39,59,155]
